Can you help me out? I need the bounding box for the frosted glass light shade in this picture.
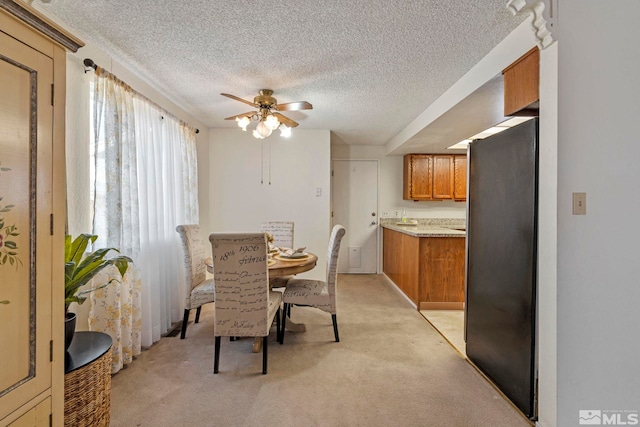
[279,124,291,137]
[264,114,280,130]
[236,116,250,131]
[254,121,272,138]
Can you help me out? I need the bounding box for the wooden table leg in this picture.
[251,319,307,353]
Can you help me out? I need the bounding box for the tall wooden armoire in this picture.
[0,1,82,425]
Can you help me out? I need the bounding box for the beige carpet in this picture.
[420,310,466,357]
[109,274,531,426]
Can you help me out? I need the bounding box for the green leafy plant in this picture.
[65,233,133,312]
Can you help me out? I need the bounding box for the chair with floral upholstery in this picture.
[209,232,282,374]
[176,224,215,339]
[281,225,345,343]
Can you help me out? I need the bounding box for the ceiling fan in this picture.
[221,89,313,139]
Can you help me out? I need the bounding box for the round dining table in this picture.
[268,252,318,277]
[205,252,318,352]
[205,252,317,278]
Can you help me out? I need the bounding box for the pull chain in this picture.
[268,140,272,185]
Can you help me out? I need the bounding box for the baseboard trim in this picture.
[381,274,417,309]
[419,301,464,310]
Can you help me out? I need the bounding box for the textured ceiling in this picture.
[38,0,524,148]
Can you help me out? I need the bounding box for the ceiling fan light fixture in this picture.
[264,114,280,131]
[222,90,312,140]
[236,116,250,131]
[255,121,272,138]
[279,124,291,138]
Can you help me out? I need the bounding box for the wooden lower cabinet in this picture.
[419,236,465,305]
[383,228,465,308]
[383,228,420,304]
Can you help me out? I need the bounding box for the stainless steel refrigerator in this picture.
[465,118,538,420]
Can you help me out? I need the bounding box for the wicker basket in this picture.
[64,346,112,427]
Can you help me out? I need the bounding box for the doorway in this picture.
[332,159,379,274]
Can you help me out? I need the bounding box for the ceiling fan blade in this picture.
[220,93,257,108]
[274,112,299,128]
[276,101,313,111]
[224,111,255,121]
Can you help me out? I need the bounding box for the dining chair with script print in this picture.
[176,224,215,339]
[209,232,283,374]
[260,221,294,249]
[281,225,346,343]
[261,221,294,288]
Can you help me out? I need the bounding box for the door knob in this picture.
[371,212,376,216]
[370,221,377,226]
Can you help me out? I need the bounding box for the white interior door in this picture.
[332,160,378,273]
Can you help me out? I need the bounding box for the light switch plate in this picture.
[572,192,586,215]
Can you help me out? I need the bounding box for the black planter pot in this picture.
[65,312,76,351]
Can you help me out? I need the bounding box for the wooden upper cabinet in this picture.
[503,47,540,116]
[432,155,454,199]
[403,154,466,201]
[403,154,433,200]
[453,155,467,201]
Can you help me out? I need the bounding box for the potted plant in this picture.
[64,233,133,350]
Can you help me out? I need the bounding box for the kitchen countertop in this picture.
[381,223,466,237]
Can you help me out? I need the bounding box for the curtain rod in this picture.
[83,58,200,134]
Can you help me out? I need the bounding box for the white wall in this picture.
[557,2,640,425]
[537,41,558,427]
[65,52,92,236]
[207,129,331,281]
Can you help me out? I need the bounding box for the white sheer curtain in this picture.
[91,67,199,348]
[134,100,199,345]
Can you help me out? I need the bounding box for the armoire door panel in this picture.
[0,29,53,419]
